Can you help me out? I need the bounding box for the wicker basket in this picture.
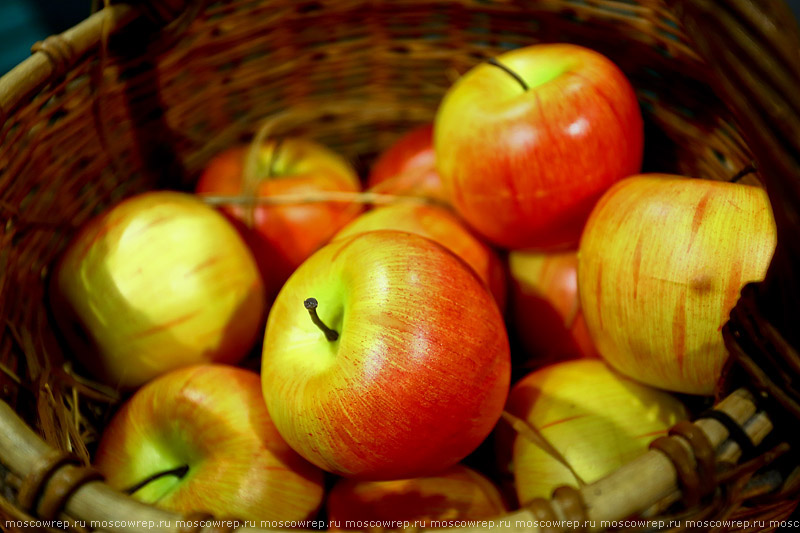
[1,0,800,531]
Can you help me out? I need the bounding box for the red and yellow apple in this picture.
[499,359,687,504]
[327,464,507,530]
[51,192,265,388]
[94,365,325,521]
[333,204,506,310]
[578,175,777,394]
[435,43,643,250]
[195,137,363,296]
[368,124,448,203]
[261,231,510,480]
[508,250,597,368]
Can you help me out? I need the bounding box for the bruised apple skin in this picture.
[261,230,511,480]
[327,465,507,530]
[578,175,777,395]
[51,191,265,389]
[333,203,507,311]
[94,365,325,522]
[435,43,643,250]
[196,138,363,297]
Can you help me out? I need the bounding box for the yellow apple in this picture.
[501,359,687,504]
[578,175,777,394]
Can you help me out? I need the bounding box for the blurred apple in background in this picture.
[508,250,597,368]
[498,359,687,505]
[333,204,506,311]
[579,175,777,395]
[94,365,325,521]
[368,124,449,204]
[327,464,507,530]
[262,231,510,480]
[50,192,265,389]
[435,43,643,250]
[195,137,363,298]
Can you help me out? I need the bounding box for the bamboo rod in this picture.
[0,388,778,533]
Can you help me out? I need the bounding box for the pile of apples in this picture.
[49,43,777,525]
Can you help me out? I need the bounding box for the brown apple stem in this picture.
[486,57,529,91]
[304,298,339,342]
[731,161,757,183]
[123,464,189,496]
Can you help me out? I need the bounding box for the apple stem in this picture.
[123,464,190,496]
[731,162,757,183]
[304,298,339,342]
[486,58,529,91]
[267,138,283,178]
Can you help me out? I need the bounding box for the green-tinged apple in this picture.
[327,464,507,530]
[51,192,265,388]
[262,230,511,480]
[94,365,325,521]
[368,124,449,204]
[578,174,777,394]
[333,204,506,310]
[498,359,687,504]
[435,43,643,250]
[509,250,597,368]
[195,137,363,297]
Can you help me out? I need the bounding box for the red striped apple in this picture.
[578,175,777,394]
[509,250,597,368]
[196,138,363,297]
[500,359,687,504]
[261,231,511,480]
[368,124,448,204]
[333,204,506,310]
[327,464,507,530]
[51,192,265,388]
[94,365,325,522]
[435,43,643,250]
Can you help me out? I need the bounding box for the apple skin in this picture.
[508,250,597,368]
[435,43,643,250]
[498,359,687,505]
[50,191,265,389]
[367,124,449,203]
[93,365,325,521]
[333,204,507,311]
[326,464,507,530]
[261,230,511,480]
[578,175,777,395]
[195,138,363,297]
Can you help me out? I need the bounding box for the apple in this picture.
[578,174,777,394]
[195,137,363,297]
[51,191,265,389]
[333,204,506,310]
[327,464,507,530]
[367,124,448,203]
[499,359,687,505]
[93,365,325,522]
[435,43,643,250]
[261,230,511,480]
[508,250,597,368]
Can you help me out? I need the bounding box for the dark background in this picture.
[2,0,800,75]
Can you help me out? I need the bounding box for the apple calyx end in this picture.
[486,57,529,92]
[304,298,339,342]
